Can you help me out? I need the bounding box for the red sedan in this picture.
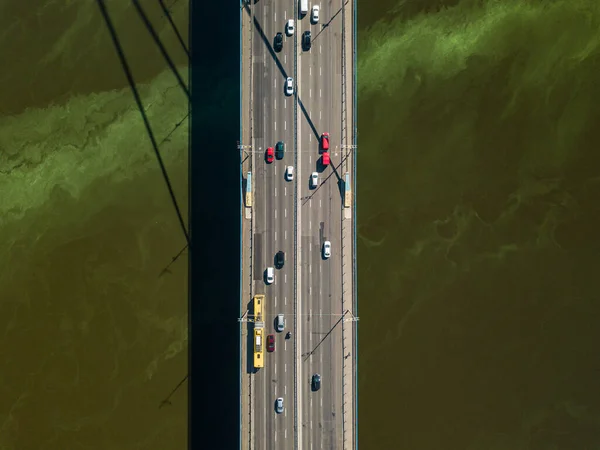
[320,132,329,151]
[267,334,275,352]
[322,151,330,166]
[266,147,275,163]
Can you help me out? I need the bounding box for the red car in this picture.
[322,152,330,166]
[320,132,329,151]
[266,147,274,163]
[267,334,275,352]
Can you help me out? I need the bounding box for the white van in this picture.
[276,314,285,332]
[299,0,308,16]
[266,267,274,284]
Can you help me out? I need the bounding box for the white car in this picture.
[275,397,284,414]
[310,172,319,188]
[266,267,274,284]
[285,166,294,181]
[323,240,331,258]
[285,77,294,96]
[286,19,295,36]
[311,5,320,24]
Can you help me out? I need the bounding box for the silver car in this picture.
[275,397,284,414]
[285,77,294,96]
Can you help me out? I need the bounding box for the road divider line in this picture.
[275,99,277,110]
[275,187,277,198]
[285,230,287,240]
[275,210,277,219]
[275,121,277,131]
[310,88,312,98]
[285,273,287,283]
[285,208,287,218]
[275,231,277,240]
[285,121,287,130]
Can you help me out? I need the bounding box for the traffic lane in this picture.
[323,215,345,448]
[275,169,295,450]
[299,233,314,433]
[309,233,328,449]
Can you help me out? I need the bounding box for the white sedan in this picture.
[311,5,320,24]
[310,172,318,188]
[285,166,294,181]
[286,19,295,36]
[323,241,331,259]
[285,77,294,96]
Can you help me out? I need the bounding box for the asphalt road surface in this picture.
[250,1,346,449]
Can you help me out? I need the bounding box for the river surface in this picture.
[0,1,189,449]
[358,0,600,449]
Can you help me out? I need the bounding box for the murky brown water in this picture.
[0,1,189,448]
[358,0,600,449]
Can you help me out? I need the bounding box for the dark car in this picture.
[302,30,311,51]
[267,334,275,352]
[266,147,274,163]
[275,141,285,160]
[274,32,283,52]
[312,373,321,391]
[275,251,285,269]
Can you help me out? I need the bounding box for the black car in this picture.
[302,31,311,51]
[274,32,283,52]
[275,251,285,269]
[275,141,285,159]
[312,373,321,391]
